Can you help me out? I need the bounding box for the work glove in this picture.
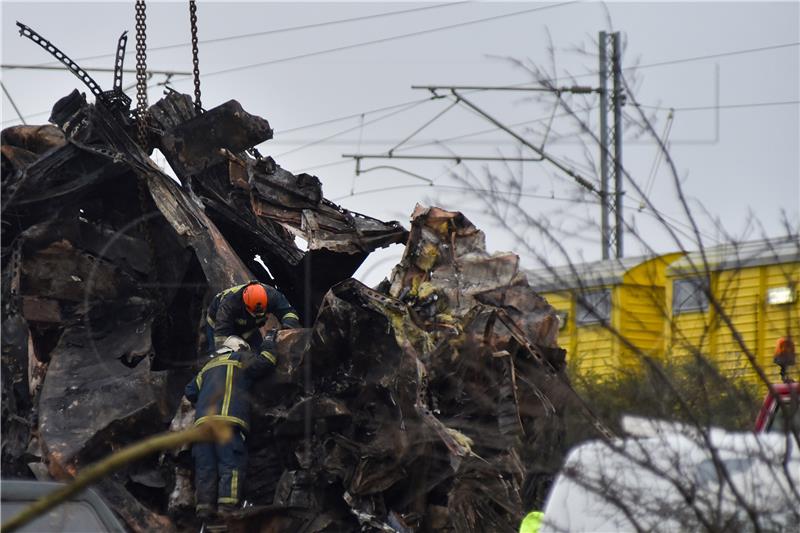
[223,335,250,352]
[259,329,278,365]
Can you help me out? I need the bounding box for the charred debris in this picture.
[2,83,576,531]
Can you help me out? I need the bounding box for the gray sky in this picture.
[2,1,798,284]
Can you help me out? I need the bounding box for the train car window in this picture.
[672,276,709,314]
[767,286,796,305]
[576,289,611,325]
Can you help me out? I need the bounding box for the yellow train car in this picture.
[665,237,800,384]
[528,253,683,379]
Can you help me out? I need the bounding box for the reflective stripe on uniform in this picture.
[282,312,299,321]
[196,356,240,389]
[231,469,238,500]
[221,364,234,416]
[260,350,276,365]
[194,415,249,431]
[218,467,238,505]
[208,284,248,327]
[221,284,247,298]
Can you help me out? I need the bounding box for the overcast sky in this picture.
[2,1,798,284]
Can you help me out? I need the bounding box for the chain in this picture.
[135,0,149,148]
[189,0,202,112]
[6,239,24,315]
[247,147,264,160]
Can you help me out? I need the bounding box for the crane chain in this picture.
[134,0,149,149]
[189,0,202,112]
[131,0,159,293]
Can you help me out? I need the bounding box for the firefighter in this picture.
[774,336,796,382]
[206,281,300,353]
[185,334,277,519]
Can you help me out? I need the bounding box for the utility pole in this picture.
[347,34,626,260]
[598,31,624,259]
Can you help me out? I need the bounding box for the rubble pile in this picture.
[2,92,572,531]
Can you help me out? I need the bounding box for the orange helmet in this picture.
[775,336,795,356]
[243,284,268,316]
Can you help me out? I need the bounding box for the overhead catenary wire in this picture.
[272,97,436,158]
[330,181,719,242]
[263,36,794,169]
[636,100,800,112]
[260,95,795,154]
[386,98,459,155]
[642,109,674,202]
[0,9,783,261]
[0,64,190,76]
[399,106,598,151]
[3,0,795,115]
[163,1,581,81]
[163,33,799,87]
[509,41,800,87]
[4,36,797,126]
[279,96,440,134]
[331,183,595,203]
[18,5,793,86]
[1,81,27,125]
[442,88,599,194]
[30,1,473,68]
[622,41,799,73]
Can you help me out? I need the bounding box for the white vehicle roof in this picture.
[541,417,800,532]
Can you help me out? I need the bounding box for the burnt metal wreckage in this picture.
[1,31,580,533]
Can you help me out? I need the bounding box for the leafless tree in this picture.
[441,28,800,532]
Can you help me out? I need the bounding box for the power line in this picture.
[273,97,437,158]
[33,2,472,67]
[274,96,798,150]
[331,180,718,243]
[165,1,581,82]
[624,41,799,72]
[229,38,799,135]
[279,96,436,134]
[160,37,800,88]
[332,183,595,203]
[1,64,190,76]
[1,108,50,126]
[277,87,562,137]
[536,41,800,85]
[622,200,720,243]
[6,30,794,128]
[636,100,800,112]
[1,81,27,125]
[400,106,597,151]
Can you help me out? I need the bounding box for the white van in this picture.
[540,417,800,532]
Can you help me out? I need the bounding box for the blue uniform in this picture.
[185,342,276,509]
[206,282,300,353]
